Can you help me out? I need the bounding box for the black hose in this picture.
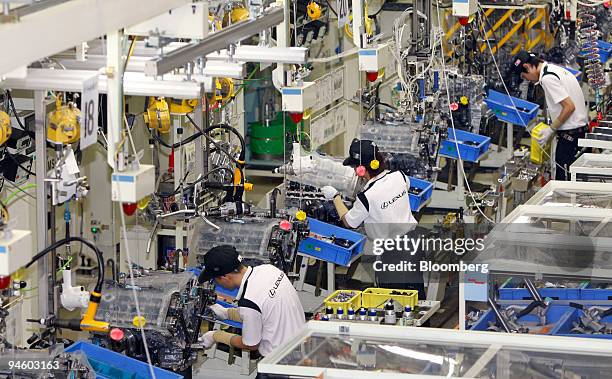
[369,0,389,17]
[185,114,247,202]
[270,188,281,218]
[378,102,397,110]
[26,237,104,293]
[185,114,246,162]
[516,301,545,319]
[148,118,244,173]
[6,90,35,138]
[167,167,235,196]
[324,0,337,16]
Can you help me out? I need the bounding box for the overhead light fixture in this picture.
[202,60,245,79]
[206,46,308,64]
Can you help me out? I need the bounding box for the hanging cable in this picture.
[434,2,495,223]
[476,5,570,177]
[25,237,104,293]
[324,0,338,16]
[6,153,36,176]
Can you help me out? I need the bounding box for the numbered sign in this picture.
[80,75,99,150]
[337,0,349,28]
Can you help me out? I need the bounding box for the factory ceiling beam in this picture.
[144,6,285,77]
[0,0,190,76]
[0,69,211,99]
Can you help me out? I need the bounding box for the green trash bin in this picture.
[249,113,298,160]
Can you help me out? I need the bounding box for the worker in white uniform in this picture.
[321,139,424,297]
[511,51,589,180]
[198,245,306,358]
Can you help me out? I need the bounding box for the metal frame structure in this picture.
[144,6,285,77]
[0,0,301,330]
[524,180,612,205]
[569,153,612,182]
[459,180,612,329]
[0,0,190,76]
[258,321,612,378]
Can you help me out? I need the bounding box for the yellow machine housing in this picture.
[212,78,235,103]
[307,1,322,20]
[230,6,249,23]
[47,98,81,145]
[144,97,171,134]
[0,111,12,147]
[531,122,552,165]
[169,98,198,115]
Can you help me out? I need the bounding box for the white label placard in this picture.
[337,0,349,28]
[80,74,99,150]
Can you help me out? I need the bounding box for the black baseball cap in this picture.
[511,51,537,74]
[343,139,379,167]
[198,245,243,283]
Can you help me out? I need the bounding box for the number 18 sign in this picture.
[80,74,99,150]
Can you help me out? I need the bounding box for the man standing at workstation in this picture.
[511,51,589,180]
[321,138,425,298]
[198,245,306,359]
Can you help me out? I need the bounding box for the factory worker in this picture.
[321,139,424,297]
[511,51,588,180]
[198,245,305,357]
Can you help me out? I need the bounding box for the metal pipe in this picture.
[488,297,513,333]
[34,91,50,317]
[144,7,284,77]
[523,278,543,303]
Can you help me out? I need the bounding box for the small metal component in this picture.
[347,307,355,321]
[368,308,378,322]
[336,307,345,320]
[327,291,357,303]
[384,302,396,325]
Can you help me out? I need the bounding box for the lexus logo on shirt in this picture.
[268,272,285,298]
[381,189,407,209]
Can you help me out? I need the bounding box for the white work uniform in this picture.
[538,62,588,131]
[344,170,418,240]
[236,265,305,356]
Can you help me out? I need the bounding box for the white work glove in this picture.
[199,331,217,349]
[321,186,339,200]
[209,303,229,320]
[536,124,555,146]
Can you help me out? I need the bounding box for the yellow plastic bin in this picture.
[323,290,362,314]
[531,122,552,165]
[361,288,418,309]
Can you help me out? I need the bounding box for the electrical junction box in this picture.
[358,43,390,73]
[452,0,477,18]
[111,164,155,203]
[0,229,32,276]
[281,82,317,113]
[125,2,209,40]
[0,154,32,184]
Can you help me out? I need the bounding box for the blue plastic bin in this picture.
[65,341,183,379]
[580,287,612,301]
[551,307,612,339]
[484,89,539,127]
[408,177,434,211]
[470,304,573,334]
[499,287,583,301]
[298,218,366,266]
[599,40,612,63]
[499,279,587,301]
[579,40,612,63]
[439,129,491,162]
